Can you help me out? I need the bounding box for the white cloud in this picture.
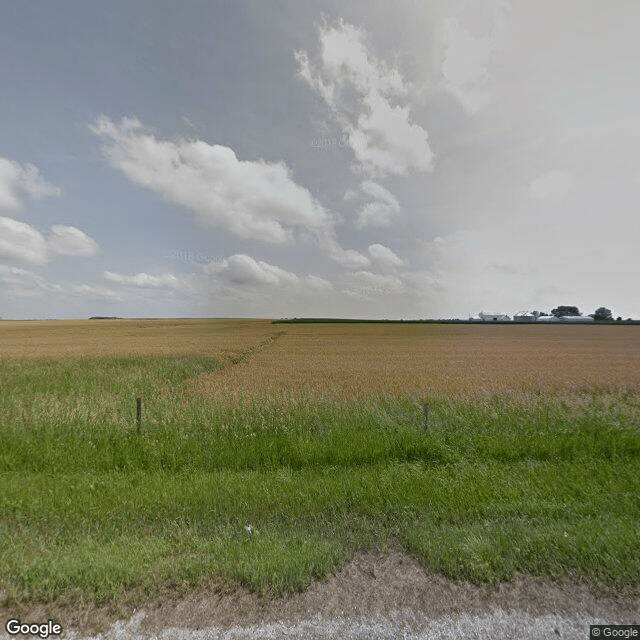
[316,231,371,269]
[0,264,52,295]
[70,283,123,301]
[306,274,333,291]
[0,265,124,309]
[207,254,332,292]
[48,225,100,257]
[0,217,100,264]
[344,270,406,300]
[103,271,187,289]
[90,115,368,267]
[0,157,61,211]
[296,21,433,177]
[90,115,333,245]
[0,265,121,303]
[317,20,407,97]
[211,254,299,287]
[357,180,401,228]
[529,170,574,200]
[360,179,399,204]
[367,243,406,271]
[0,216,48,264]
[0,158,98,267]
[348,91,433,177]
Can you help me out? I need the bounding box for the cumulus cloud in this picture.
[296,20,433,177]
[0,157,61,211]
[90,115,368,266]
[0,216,100,264]
[367,243,406,271]
[212,255,299,287]
[90,115,334,245]
[0,264,53,295]
[0,157,98,266]
[0,268,122,314]
[103,271,188,289]
[305,274,333,291]
[70,283,123,301]
[344,270,406,300]
[48,225,100,257]
[357,180,401,228]
[318,233,371,269]
[0,216,48,264]
[208,254,332,291]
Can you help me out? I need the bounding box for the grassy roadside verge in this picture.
[1,355,639,608]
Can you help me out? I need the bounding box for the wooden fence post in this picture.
[136,397,142,434]
[423,402,429,431]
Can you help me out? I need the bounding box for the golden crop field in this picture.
[188,321,640,399]
[191,322,640,400]
[2,319,639,398]
[0,318,275,361]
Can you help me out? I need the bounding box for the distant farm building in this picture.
[478,312,511,322]
[537,315,594,323]
[560,315,594,323]
[514,311,537,323]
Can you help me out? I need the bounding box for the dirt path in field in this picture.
[3,549,637,639]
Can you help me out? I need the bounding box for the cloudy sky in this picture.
[1,0,639,319]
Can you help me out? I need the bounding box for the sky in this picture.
[1,0,639,320]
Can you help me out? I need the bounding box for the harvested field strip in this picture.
[224,331,285,367]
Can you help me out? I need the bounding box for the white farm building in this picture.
[478,312,511,322]
[559,315,594,323]
[537,315,594,323]
[513,311,536,322]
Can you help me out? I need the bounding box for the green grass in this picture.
[1,356,639,608]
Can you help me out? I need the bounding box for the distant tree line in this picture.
[275,307,636,325]
[549,306,617,321]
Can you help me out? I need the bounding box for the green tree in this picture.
[592,307,613,321]
[551,305,580,317]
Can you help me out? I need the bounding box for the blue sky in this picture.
[1,0,639,319]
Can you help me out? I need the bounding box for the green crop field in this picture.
[1,319,639,617]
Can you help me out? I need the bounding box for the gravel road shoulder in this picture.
[3,549,638,639]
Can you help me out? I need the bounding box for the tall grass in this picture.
[1,355,639,607]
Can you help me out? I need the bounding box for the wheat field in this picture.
[189,322,640,400]
[0,318,275,361]
[2,319,639,397]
